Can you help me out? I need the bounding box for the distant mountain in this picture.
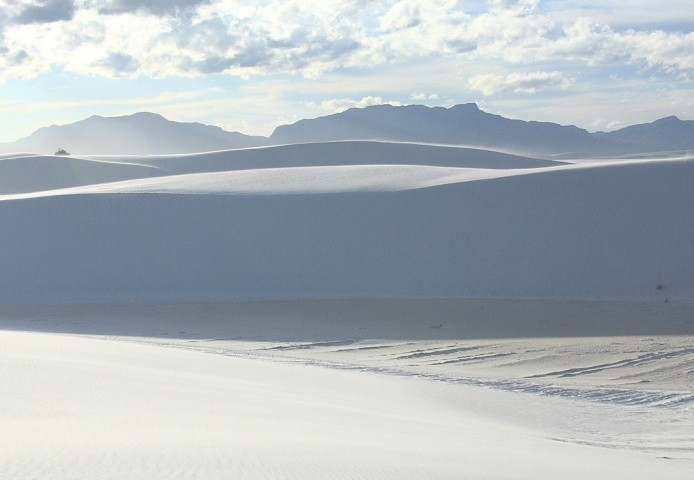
[271,104,694,156]
[595,116,694,152]
[269,103,603,156]
[0,112,266,155]
[0,106,691,156]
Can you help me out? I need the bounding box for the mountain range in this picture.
[1,112,266,155]
[1,104,692,156]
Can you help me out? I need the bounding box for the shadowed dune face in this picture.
[0,155,165,195]
[124,141,566,172]
[0,156,692,304]
[0,300,691,340]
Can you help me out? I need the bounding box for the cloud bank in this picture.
[468,71,573,96]
[0,0,690,82]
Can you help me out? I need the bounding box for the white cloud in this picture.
[623,30,694,77]
[379,0,423,33]
[589,118,625,131]
[373,0,472,57]
[305,96,403,112]
[468,71,573,96]
[410,93,439,100]
[542,19,694,78]
[488,0,540,16]
[0,0,691,81]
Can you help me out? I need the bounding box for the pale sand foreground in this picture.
[2,300,692,479]
[1,145,691,477]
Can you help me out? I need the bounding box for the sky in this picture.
[0,0,692,142]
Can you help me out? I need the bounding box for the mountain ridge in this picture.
[268,103,603,155]
[1,104,691,156]
[2,111,266,155]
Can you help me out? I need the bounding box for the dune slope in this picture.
[2,330,691,480]
[0,155,165,194]
[88,140,564,172]
[0,154,691,303]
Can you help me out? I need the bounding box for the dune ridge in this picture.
[0,144,691,304]
[0,141,561,197]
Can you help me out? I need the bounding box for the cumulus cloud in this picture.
[488,0,539,16]
[543,19,694,77]
[468,71,573,96]
[305,96,403,112]
[380,0,423,32]
[373,0,472,57]
[411,93,439,100]
[0,0,690,84]
[167,2,368,77]
[590,119,624,131]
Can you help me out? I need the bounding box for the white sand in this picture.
[2,324,692,480]
[1,142,692,478]
[0,144,692,303]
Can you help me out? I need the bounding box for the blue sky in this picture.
[0,0,692,141]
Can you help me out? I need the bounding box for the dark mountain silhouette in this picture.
[0,112,265,155]
[271,104,694,156]
[270,103,607,155]
[594,116,694,152]
[0,105,691,156]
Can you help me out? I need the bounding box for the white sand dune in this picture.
[0,153,38,159]
[0,149,691,303]
[88,140,566,171]
[2,300,694,479]
[1,141,564,197]
[2,299,692,395]
[0,164,522,198]
[0,154,166,195]
[1,141,692,479]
